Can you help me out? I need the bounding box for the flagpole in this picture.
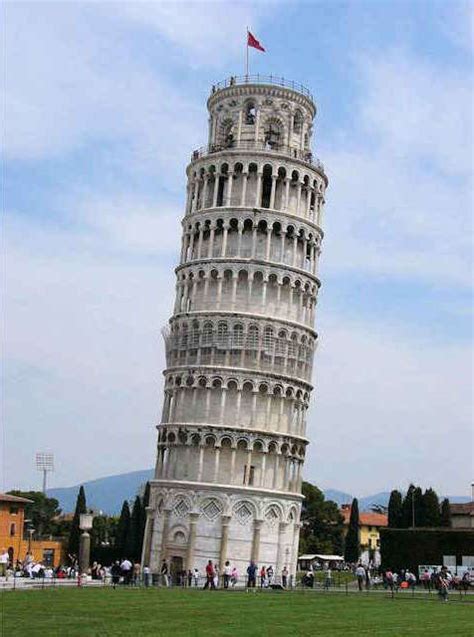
[246,27,249,78]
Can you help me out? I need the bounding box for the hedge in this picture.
[380,528,474,573]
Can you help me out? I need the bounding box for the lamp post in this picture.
[79,513,94,575]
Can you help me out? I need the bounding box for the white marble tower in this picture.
[143,76,327,580]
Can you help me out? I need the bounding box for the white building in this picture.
[143,76,328,580]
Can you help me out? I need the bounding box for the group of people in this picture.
[159,559,290,589]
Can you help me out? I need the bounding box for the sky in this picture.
[3,0,473,499]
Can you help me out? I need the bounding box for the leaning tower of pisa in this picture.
[143,76,327,581]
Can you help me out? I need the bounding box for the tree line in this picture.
[387,484,451,528]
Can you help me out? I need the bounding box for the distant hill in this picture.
[47,469,471,515]
[47,469,153,515]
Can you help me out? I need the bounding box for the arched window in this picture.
[217,321,228,347]
[246,325,259,349]
[293,110,303,134]
[202,322,213,346]
[245,101,256,125]
[233,323,244,348]
[263,119,282,149]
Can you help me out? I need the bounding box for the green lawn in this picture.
[1,588,472,636]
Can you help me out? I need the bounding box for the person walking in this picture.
[120,558,132,585]
[0,550,9,577]
[231,566,239,587]
[355,564,365,591]
[438,569,449,602]
[143,565,151,587]
[266,565,274,584]
[247,561,257,588]
[160,559,170,587]
[203,560,216,590]
[324,567,332,590]
[259,565,266,588]
[281,566,288,588]
[223,561,232,589]
[111,561,121,589]
[193,568,200,586]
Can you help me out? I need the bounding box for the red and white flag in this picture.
[247,31,265,52]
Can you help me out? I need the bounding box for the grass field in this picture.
[1,588,472,636]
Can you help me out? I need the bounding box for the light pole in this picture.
[79,513,94,575]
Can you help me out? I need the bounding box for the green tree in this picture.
[420,488,441,527]
[344,498,360,563]
[128,496,142,560]
[387,490,403,528]
[138,482,151,559]
[299,482,344,555]
[68,486,87,557]
[7,490,61,536]
[440,498,451,527]
[401,484,423,528]
[116,500,131,556]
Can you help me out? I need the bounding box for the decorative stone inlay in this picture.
[201,498,223,521]
[233,501,253,525]
[173,498,190,518]
[265,505,280,526]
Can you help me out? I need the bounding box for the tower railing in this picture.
[191,140,325,174]
[210,75,313,100]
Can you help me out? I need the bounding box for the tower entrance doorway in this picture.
[170,555,184,584]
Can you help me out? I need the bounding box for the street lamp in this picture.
[78,513,94,575]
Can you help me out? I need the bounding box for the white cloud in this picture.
[320,48,473,289]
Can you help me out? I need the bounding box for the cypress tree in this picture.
[139,482,151,557]
[344,498,360,562]
[128,496,142,561]
[387,490,403,528]
[68,486,87,557]
[116,500,131,557]
[420,488,441,527]
[401,484,423,527]
[440,498,451,527]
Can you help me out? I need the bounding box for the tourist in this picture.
[438,569,449,602]
[0,549,9,577]
[133,561,141,585]
[259,565,266,588]
[324,567,332,590]
[111,561,121,589]
[266,565,274,584]
[143,565,151,587]
[160,559,169,587]
[120,557,132,585]
[462,571,471,593]
[231,566,239,587]
[421,569,430,590]
[223,561,232,589]
[385,569,394,591]
[203,560,216,590]
[247,561,257,588]
[281,566,288,588]
[355,564,366,591]
[187,569,193,587]
[91,561,100,580]
[193,568,200,586]
[406,570,416,590]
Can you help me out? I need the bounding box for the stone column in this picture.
[251,226,258,258]
[237,224,243,256]
[202,176,209,209]
[160,508,171,561]
[280,232,286,263]
[216,275,223,309]
[208,226,215,258]
[221,225,228,257]
[185,512,199,571]
[276,521,289,575]
[230,447,237,485]
[240,172,248,206]
[197,445,205,481]
[292,235,298,267]
[284,178,290,211]
[251,519,263,563]
[213,446,221,482]
[269,175,277,209]
[296,182,302,215]
[225,172,234,206]
[231,274,238,309]
[212,175,219,208]
[255,171,263,207]
[265,228,272,261]
[197,228,204,259]
[218,515,232,569]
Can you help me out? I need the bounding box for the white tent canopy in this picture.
[298,554,344,561]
